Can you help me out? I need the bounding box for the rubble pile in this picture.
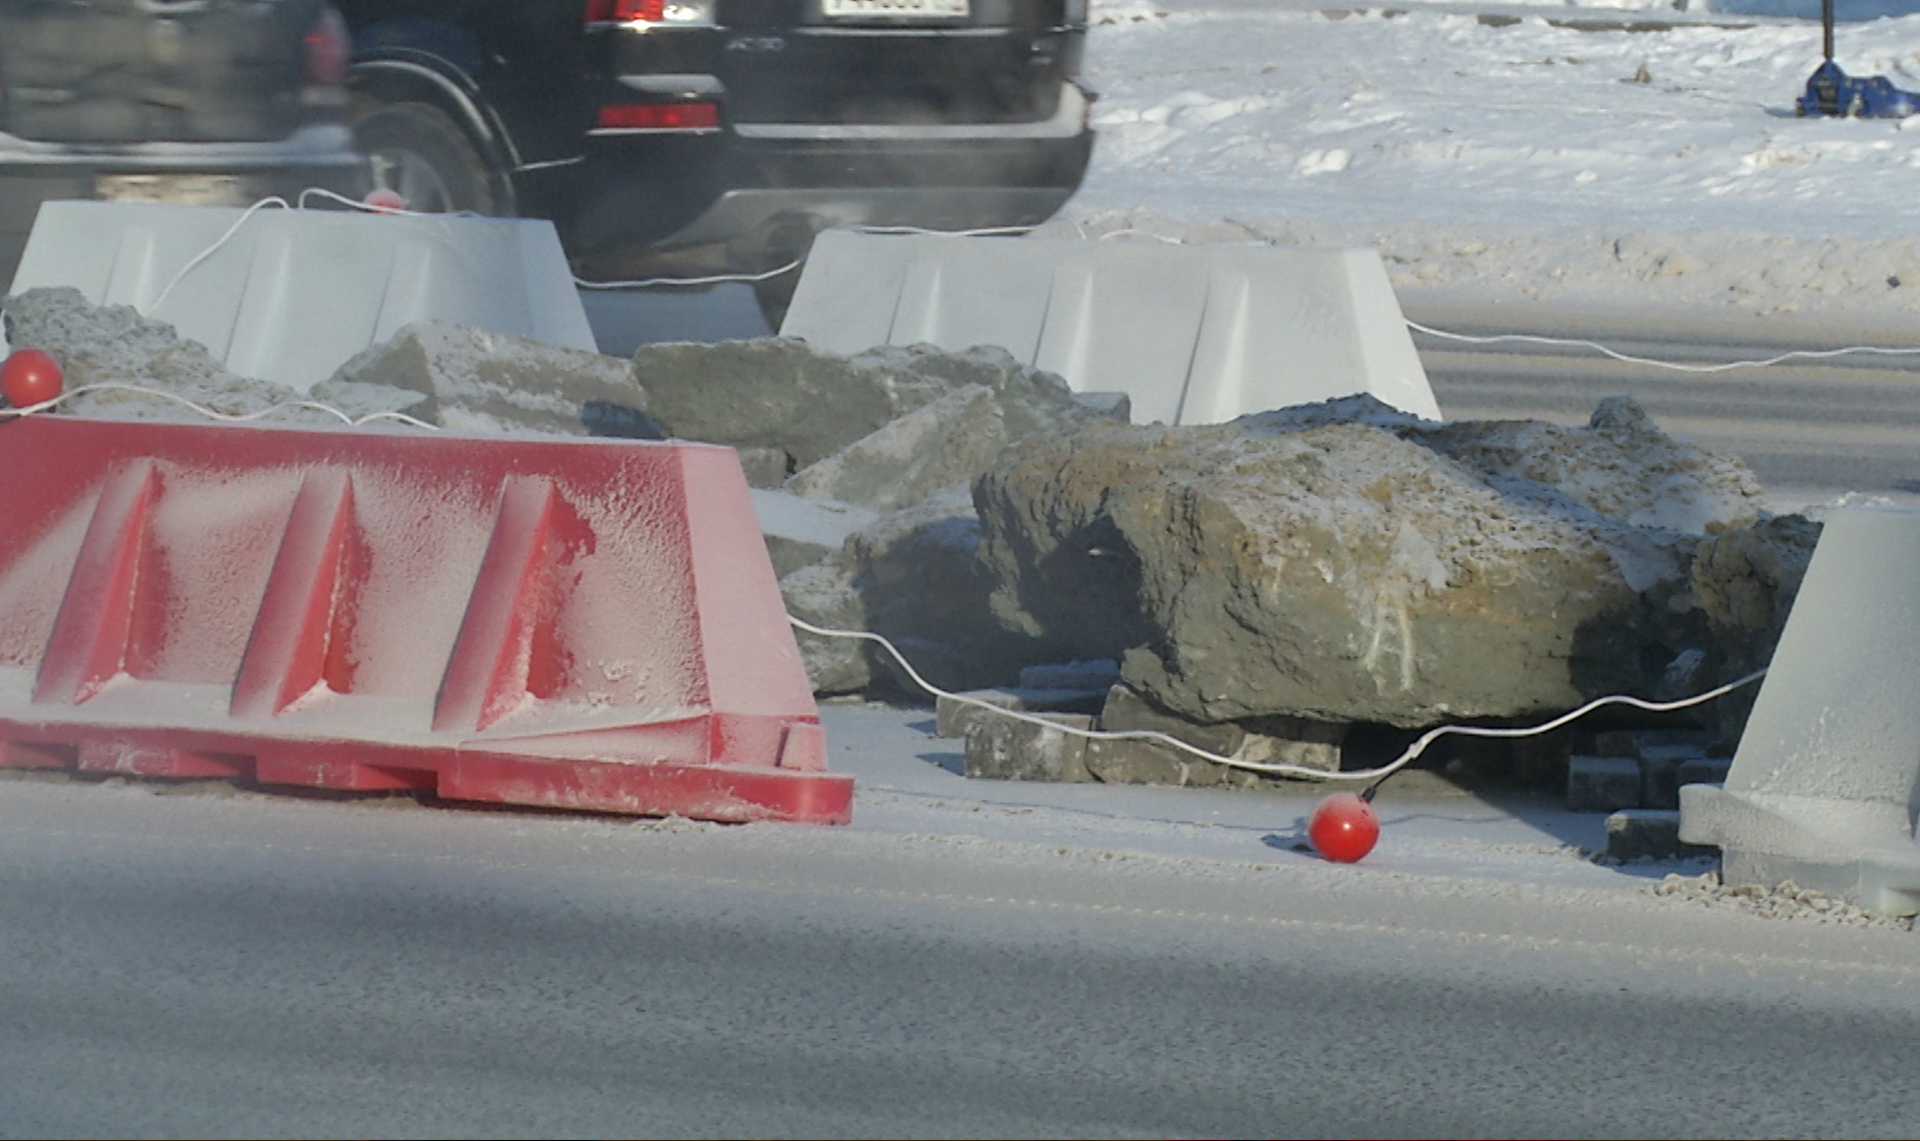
[0,287,1819,788]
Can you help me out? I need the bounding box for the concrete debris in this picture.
[1,286,323,421]
[1651,872,1918,930]
[977,394,1778,729]
[750,489,880,580]
[934,687,1108,739]
[5,288,1821,804]
[1604,809,1715,861]
[1018,659,1121,692]
[786,384,1008,512]
[781,486,1053,695]
[330,320,643,436]
[963,713,1093,783]
[633,338,1111,477]
[1567,755,1643,814]
[1687,512,1822,740]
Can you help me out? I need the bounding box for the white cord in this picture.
[1,381,440,431]
[788,614,1764,785]
[1406,318,1920,374]
[143,196,291,316]
[573,260,803,290]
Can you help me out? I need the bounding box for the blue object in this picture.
[1796,60,1920,118]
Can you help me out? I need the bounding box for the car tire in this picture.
[353,101,505,215]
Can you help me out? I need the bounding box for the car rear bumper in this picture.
[557,95,1093,274]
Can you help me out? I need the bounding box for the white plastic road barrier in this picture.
[779,229,1440,425]
[7,200,597,393]
[1680,507,1920,915]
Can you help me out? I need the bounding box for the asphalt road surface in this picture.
[1406,300,1920,510]
[3,776,1918,1139]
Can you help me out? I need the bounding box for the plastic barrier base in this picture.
[1679,508,1920,914]
[779,229,1440,425]
[7,200,597,393]
[0,417,849,824]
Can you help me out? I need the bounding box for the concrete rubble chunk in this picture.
[1687,512,1822,741]
[1082,738,1267,788]
[976,394,1774,728]
[1568,754,1643,813]
[786,385,1008,512]
[1637,743,1711,811]
[1605,809,1715,862]
[780,487,1054,696]
[329,320,643,436]
[936,688,1109,739]
[1018,659,1122,692]
[636,338,944,469]
[635,338,1110,482]
[964,713,1093,783]
[750,489,879,581]
[1098,684,1345,778]
[1,285,331,422]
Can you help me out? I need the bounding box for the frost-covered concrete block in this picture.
[963,714,1092,783]
[1605,809,1715,861]
[1018,659,1121,692]
[1638,743,1711,811]
[1568,754,1643,813]
[786,385,1006,512]
[936,688,1107,739]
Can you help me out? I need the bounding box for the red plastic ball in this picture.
[1308,792,1380,863]
[363,187,407,213]
[1,348,64,409]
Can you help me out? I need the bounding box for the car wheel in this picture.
[353,101,504,215]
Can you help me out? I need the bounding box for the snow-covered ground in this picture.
[1056,0,1920,322]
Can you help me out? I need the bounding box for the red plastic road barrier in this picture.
[0,416,849,823]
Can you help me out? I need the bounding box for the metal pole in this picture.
[1824,0,1835,61]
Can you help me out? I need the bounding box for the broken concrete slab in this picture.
[1099,684,1344,777]
[635,339,1111,481]
[0,285,322,421]
[964,713,1093,783]
[750,489,879,580]
[329,320,643,436]
[1687,512,1822,741]
[977,394,1772,729]
[1605,809,1715,862]
[1568,755,1643,813]
[1018,659,1121,692]
[1638,743,1712,811]
[934,687,1108,739]
[786,384,1007,512]
[781,487,1054,696]
[636,338,944,469]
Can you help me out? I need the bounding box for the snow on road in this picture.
[1062,0,1920,322]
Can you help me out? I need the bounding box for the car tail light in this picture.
[596,102,720,130]
[583,0,716,25]
[305,4,350,86]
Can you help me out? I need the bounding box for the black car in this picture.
[0,0,367,287]
[336,0,1094,298]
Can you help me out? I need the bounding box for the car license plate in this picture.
[93,173,251,206]
[822,0,969,18]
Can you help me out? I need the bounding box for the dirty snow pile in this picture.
[1064,0,1920,322]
